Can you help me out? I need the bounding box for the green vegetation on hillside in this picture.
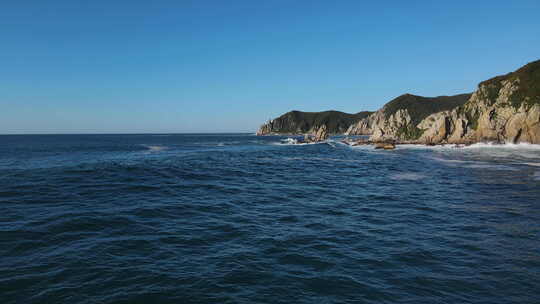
[488,60,540,108]
[269,110,373,134]
[396,125,424,140]
[480,59,540,108]
[383,93,471,126]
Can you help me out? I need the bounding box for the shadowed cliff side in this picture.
[257,110,373,135]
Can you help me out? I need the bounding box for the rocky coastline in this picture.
[256,110,372,136]
[257,59,540,147]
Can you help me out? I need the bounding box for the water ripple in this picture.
[0,134,539,303]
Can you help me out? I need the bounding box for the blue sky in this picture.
[2,0,539,134]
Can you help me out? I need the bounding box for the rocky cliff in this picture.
[257,110,373,135]
[346,59,540,144]
[418,60,540,144]
[345,93,471,140]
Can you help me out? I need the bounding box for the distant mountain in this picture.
[382,93,472,125]
[257,110,373,135]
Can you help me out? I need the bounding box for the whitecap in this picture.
[390,142,540,152]
[428,156,471,164]
[463,142,540,150]
[281,138,299,145]
[283,156,363,163]
[389,172,426,181]
[272,139,328,146]
[142,144,167,152]
[429,156,517,171]
[396,144,460,150]
[466,164,518,171]
[345,144,376,150]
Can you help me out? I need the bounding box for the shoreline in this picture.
[262,133,540,149]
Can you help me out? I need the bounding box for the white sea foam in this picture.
[272,141,310,146]
[282,138,299,145]
[396,144,460,150]
[272,138,329,146]
[389,172,426,181]
[429,156,518,171]
[142,145,167,152]
[462,142,540,150]
[534,171,540,181]
[393,142,540,151]
[345,143,376,150]
[466,164,518,171]
[281,156,364,164]
[429,157,471,164]
[522,162,540,167]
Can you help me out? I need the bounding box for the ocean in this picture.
[1,134,539,303]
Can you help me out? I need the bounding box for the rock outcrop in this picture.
[257,110,373,135]
[299,124,330,143]
[345,93,471,142]
[313,124,329,142]
[346,59,540,144]
[417,60,540,144]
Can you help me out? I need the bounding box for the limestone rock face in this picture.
[256,121,273,136]
[346,59,540,144]
[442,60,540,144]
[445,110,476,144]
[300,124,329,143]
[417,112,452,143]
[346,108,413,141]
[345,118,373,135]
[313,124,329,142]
[427,73,540,144]
[345,93,470,142]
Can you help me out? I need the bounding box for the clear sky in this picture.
[2,0,539,134]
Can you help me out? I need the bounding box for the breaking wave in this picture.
[142,144,168,152]
[462,142,540,149]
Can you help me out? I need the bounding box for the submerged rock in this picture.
[374,142,396,150]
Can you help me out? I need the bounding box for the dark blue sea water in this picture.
[1,134,539,304]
